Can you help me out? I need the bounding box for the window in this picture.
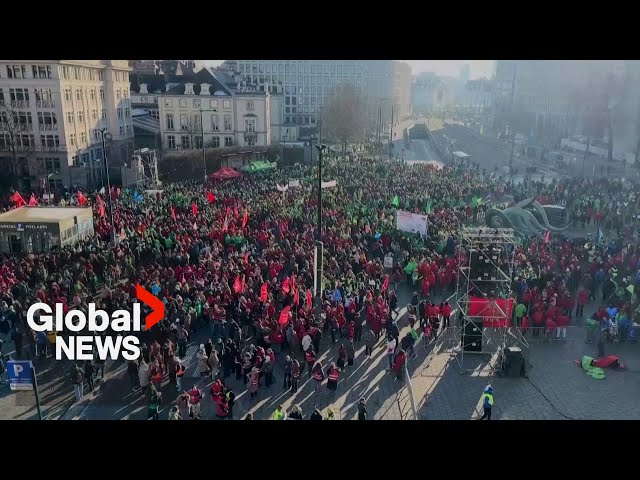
[285,64,290,73]
[285,75,290,83]
[224,136,233,147]
[210,99,218,109]
[165,98,173,107]
[62,66,70,79]
[63,89,72,103]
[32,65,52,79]
[35,89,55,107]
[180,114,188,130]
[181,135,191,149]
[98,70,104,81]
[69,134,76,146]
[41,157,61,174]
[91,109,97,121]
[7,65,27,79]
[193,99,201,108]
[89,89,95,101]
[41,135,60,148]
[116,90,121,101]
[179,99,187,108]
[117,108,122,119]
[210,136,220,148]
[101,109,107,120]
[278,64,283,73]
[80,131,87,144]
[9,88,30,107]
[194,136,203,149]
[246,138,256,146]
[167,135,176,149]
[119,125,124,136]
[66,112,74,124]
[73,67,79,80]
[77,111,85,123]
[245,118,256,132]
[211,115,219,131]
[166,113,174,130]
[246,101,254,111]
[223,114,232,131]
[223,100,231,109]
[37,112,57,130]
[12,111,33,128]
[193,113,202,130]
[124,108,130,118]
[76,89,83,101]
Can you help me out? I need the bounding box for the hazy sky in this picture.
[203,60,495,79]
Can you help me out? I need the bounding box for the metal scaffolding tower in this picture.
[446,227,526,373]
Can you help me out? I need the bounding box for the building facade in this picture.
[0,60,134,191]
[411,72,454,113]
[158,68,276,151]
[223,60,412,137]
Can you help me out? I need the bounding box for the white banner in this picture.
[396,210,428,237]
[276,184,289,192]
[321,180,337,189]
[288,180,300,188]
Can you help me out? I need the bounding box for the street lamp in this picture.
[99,129,116,244]
[314,141,328,324]
[45,172,58,205]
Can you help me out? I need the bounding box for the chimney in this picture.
[200,83,211,96]
[184,83,194,95]
[139,83,148,94]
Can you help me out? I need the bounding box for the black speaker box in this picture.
[464,319,483,336]
[462,335,482,352]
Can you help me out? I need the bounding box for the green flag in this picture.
[425,199,433,214]
[392,195,399,207]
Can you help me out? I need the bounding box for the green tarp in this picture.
[241,161,276,173]
[581,355,605,380]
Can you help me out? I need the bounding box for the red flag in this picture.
[77,191,87,206]
[293,288,300,306]
[242,209,248,229]
[282,277,291,294]
[97,194,105,217]
[206,192,216,204]
[290,274,296,292]
[191,203,198,216]
[278,305,291,327]
[233,275,242,294]
[260,282,268,302]
[10,192,25,208]
[305,289,313,310]
[222,215,229,232]
[170,206,176,221]
[382,274,389,292]
[28,194,38,206]
[544,230,551,244]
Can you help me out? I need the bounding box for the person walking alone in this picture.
[479,384,494,420]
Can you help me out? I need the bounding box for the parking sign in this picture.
[7,360,34,391]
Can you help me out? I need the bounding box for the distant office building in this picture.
[223,60,412,137]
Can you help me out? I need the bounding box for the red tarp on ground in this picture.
[209,167,241,180]
[467,297,515,328]
[592,355,622,368]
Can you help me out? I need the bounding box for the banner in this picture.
[288,180,301,188]
[396,210,428,237]
[321,180,337,189]
[467,297,514,328]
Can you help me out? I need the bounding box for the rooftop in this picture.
[0,207,92,223]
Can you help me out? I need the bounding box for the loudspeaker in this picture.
[503,347,525,377]
[462,334,482,352]
[464,319,483,336]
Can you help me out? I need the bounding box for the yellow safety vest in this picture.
[274,410,285,420]
[483,393,494,407]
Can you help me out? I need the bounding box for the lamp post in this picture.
[314,141,327,324]
[45,172,58,205]
[99,128,116,244]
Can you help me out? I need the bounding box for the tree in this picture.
[0,102,37,186]
[321,84,367,159]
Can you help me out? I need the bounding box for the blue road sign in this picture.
[7,360,34,391]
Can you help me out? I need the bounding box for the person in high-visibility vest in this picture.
[479,384,494,420]
[272,404,287,420]
[326,362,339,392]
[325,408,336,420]
[305,347,316,378]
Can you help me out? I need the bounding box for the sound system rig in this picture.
[469,245,503,297]
[502,346,525,377]
[461,318,483,352]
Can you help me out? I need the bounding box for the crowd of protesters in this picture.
[0,154,639,419]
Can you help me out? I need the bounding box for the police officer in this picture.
[479,384,494,420]
[273,404,287,420]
